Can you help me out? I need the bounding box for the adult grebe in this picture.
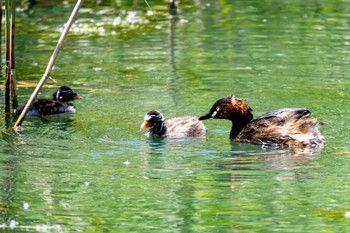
[199,95,325,147]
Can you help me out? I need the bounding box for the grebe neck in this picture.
[229,115,253,140]
[150,121,167,136]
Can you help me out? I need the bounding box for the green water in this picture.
[1,0,350,232]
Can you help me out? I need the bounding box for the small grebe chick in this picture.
[199,95,325,147]
[16,86,82,117]
[141,110,207,137]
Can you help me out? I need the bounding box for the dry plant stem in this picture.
[10,69,18,110]
[4,0,11,113]
[4,0,17,112]
[13,0,84,130]
[10,0,18,110]
[0,0,2,59]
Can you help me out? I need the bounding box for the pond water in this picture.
[1,0,350,232]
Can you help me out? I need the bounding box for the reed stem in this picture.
[4,0,11,113]
[4,0,18,113]
[10,0,17,111]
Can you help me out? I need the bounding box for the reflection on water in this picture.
[1,0,350,232]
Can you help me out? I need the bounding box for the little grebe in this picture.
[199,95,325,147]
[16,86,82,117]
[141,110,207,137]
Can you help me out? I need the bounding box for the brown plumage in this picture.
[199,95,325,147]
[140,110,207,138]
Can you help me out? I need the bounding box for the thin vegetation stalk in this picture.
[10,0,17,111]
[0,0,2,66]
[169,0,177,13]
[4,0,11,113]
[4,0,17,113]
[13,0,84,130]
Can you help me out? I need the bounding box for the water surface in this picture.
[1,0,350,232]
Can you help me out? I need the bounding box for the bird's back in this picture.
[16,99,76,117]
[165,116,207,137]
[236,108,325,147]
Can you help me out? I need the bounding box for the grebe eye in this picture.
[216,107,220,111]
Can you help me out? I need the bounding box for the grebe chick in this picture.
[16,86,82,117]
[141,110,207,137]
[198,95,325,147]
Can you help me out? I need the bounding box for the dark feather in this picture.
[16,86,81,117]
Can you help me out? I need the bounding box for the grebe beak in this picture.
[73,93,82,100]
[198,112,213,120]
[140,120,151,129]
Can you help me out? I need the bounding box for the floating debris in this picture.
[93,67,103,72]
[9,220,19,229]
[345,212,350,218]
[36,224,61,232]
[83,181,90,187]
[179,18,188,23]
[0,223,62,231]
[23,202,29,210]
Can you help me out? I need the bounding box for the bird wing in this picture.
[236,108,324,146]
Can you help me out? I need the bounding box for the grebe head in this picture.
[140,110,165,129]
[53,86,82,102]
[199,95,253,121]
